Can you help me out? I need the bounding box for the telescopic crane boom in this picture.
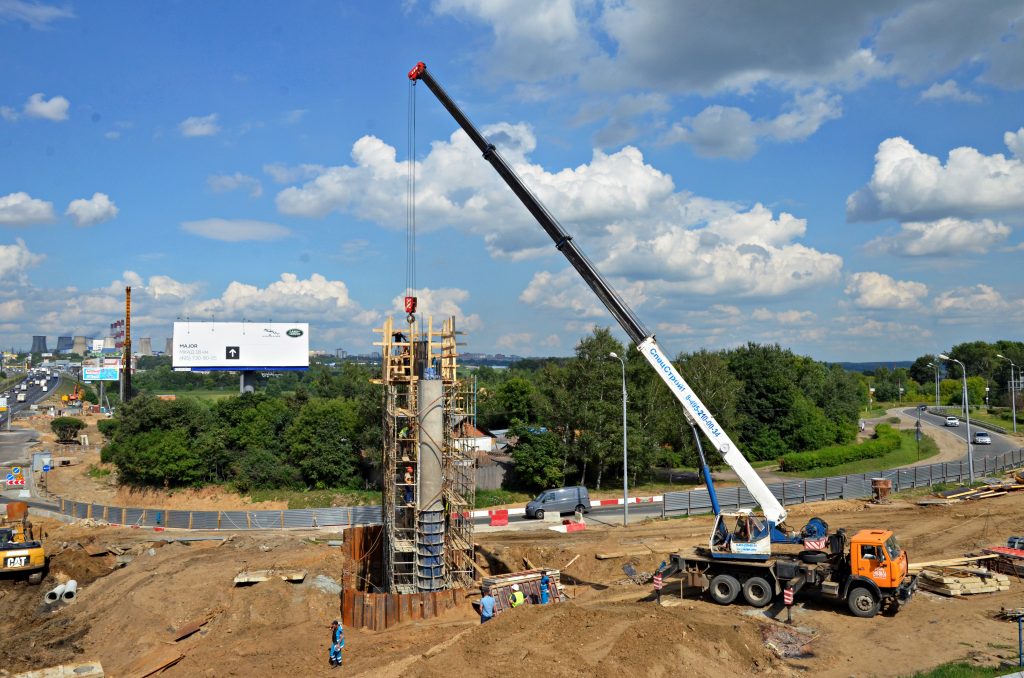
[408,62,794,542]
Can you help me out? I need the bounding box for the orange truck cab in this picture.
[844,529,915,617]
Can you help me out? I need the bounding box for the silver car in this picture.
[974,431,992,445]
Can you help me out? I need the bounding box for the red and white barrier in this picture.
[471,494,661,519]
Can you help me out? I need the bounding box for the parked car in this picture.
[525,486,590,519]
[974,431,992,445]
[945,416,960,427]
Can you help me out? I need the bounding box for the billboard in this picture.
[172,322,309,370]
[82,366,120,381]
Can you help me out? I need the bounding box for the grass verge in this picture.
[475,489,532,508]
[783,429,939,478]
[247,487,381,509]
[902,662,1009,678]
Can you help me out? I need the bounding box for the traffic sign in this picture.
[11,466,21,475]
[4,473,13,482]
[5,477,25,487]
[43,464,50,472]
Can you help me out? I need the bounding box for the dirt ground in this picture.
[5,486,1024,676]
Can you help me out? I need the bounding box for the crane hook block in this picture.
[404,296,418,314]
[408,62,426,80]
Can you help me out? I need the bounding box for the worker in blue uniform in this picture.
[329,620,344,667]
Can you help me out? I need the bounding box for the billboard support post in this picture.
[240,370,257,395]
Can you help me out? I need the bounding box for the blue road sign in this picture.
[43,464,50,472]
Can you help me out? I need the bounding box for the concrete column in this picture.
[416,378,445,590]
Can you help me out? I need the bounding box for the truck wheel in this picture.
[847,586,879,618]
[742,576,773,608]
[534,509,544,520]
[709,573,741,605]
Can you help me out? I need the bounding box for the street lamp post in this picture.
[609,351,628,527]
[927,362,940,408]
[997,354,1018,434]
[939,354,974,485]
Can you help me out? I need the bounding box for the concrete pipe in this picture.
[62,579,78,602]
[44,584,66,604]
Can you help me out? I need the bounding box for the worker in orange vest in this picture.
[652,561,666,604]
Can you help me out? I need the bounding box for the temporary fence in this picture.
[662,448,1024,517]
[56,498,383,530]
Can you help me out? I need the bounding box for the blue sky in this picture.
[1,1,1022,362]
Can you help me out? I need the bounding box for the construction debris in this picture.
[761,625,814,659]
[918,567,1010,596]
[171,612,218,641]
[233,569,307,585]
[12,662,105,678]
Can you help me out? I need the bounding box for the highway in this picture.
[1,371,61,507]
[901,407,1018,460]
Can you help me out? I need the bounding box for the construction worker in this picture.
[403,466,415,505]
[509,583,525,608]
[479,588,496,624]
[652,561,666,604]
[539,572,551,605]
[329,620,344,668]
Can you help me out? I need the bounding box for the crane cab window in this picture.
[860,544,885,562]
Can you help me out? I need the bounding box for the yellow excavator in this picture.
[1,501,46,584]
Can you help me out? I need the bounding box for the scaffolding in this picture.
[374,315,475,594]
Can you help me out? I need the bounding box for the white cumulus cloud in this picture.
[845,271,928,310]
[0,0,74,29]
[0,191,55,226]
[933,284,1010,315]
[181,218,291,242]
[848,133,1024,222]
[207,172,263,198]
[23,92,69,121]
[65,192,119,226]
[0,238,44,281]
[663,90,842,159]
[1006,127,1024,159]
[179,113,220,137]
[867,217,1010,256]
[390,287,482,332]
[919,80,981,103]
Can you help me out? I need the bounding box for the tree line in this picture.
[100,332,1022,494]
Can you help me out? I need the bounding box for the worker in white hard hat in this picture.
[509,583,526,608]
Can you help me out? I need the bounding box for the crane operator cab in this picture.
[710,509,772,559]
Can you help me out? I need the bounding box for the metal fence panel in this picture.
[221,511,254,530]
[166,511,191,529]
[283,509,316,529]
[842,480,872,499]
[249,512,283,529]
[190,511,219,530]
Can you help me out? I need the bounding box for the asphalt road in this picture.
[901,407,1017,460]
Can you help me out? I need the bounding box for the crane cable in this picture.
[405,79,417,318]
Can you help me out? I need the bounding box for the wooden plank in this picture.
[121,645,184,678]
[234,570,307,584]
[12,662,105,678]
[171,613,215,641]
[908,555,997,573]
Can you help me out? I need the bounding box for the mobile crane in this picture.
[408,62,917,617]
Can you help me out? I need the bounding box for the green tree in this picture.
[51,416,86,443]
[508,420,564,492]
[284,399,362,489]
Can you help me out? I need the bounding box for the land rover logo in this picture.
[286,328,304,338]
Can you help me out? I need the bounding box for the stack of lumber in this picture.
[908,554,997,574]
[918,566,1010,596]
